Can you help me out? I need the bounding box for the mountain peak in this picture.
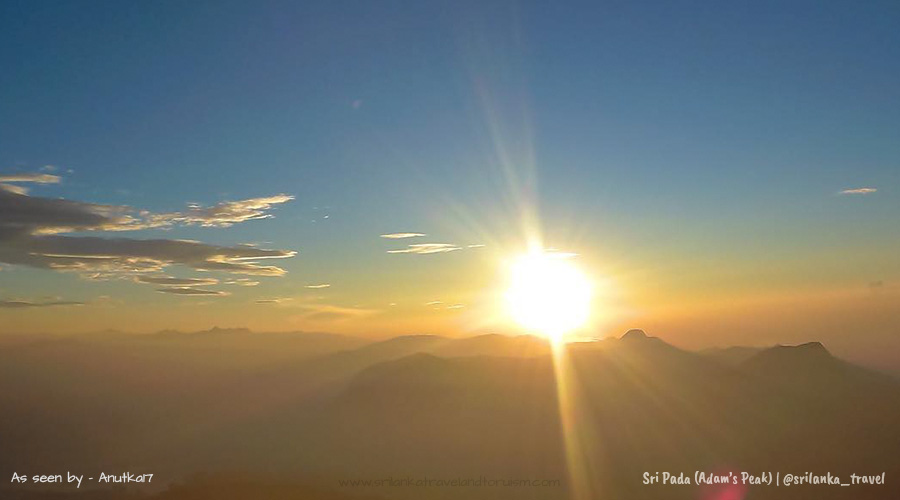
[771,341,832,358]
[796,341,828,353]
[620,329,649,341]
[742,341,836,375]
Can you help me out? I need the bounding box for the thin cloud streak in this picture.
[136,276,219,286]
[0,173,61,184]
[224,278,260,286]
[387,243,462,254]
[156,287,228,296]
[0,299,84,308]
[840,187,877,195]
[380,233,426,239]
[296,303,379,321]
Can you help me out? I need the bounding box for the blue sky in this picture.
[1,1,898,362]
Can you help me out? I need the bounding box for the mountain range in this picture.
[1,328,897,500]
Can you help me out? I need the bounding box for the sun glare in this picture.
[506,251,592,342]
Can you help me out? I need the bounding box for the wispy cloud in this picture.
[0,172,297,279]
[3,191,292,235]
[10,238,295,277]
[467,244,486,249]
[224,278,260,286]
[0,173,61,184]
[387,243,462,254]
[296,303,378,321]
[147,195,294,228]
[380,232,426,239]
[255,298,286,304]
[156,287,228,296]
[546,250,578,259]
[840,187,877,195]
[0,172,62,195]
[425,300,443,306]
[257,296,377,321]
[0,299,84,308]
[136,276,219,286]
[305,283,331,289]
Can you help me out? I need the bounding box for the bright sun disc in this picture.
[506,252,592,341]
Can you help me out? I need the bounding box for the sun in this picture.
[505,251,592,342]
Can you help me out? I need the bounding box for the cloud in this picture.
[380,232,426,239]
[224,278,260,286]
[0,173,61,184]
[1,235,295,276]
[425,300,443,306]
[0,186,139,234]
[0,179,297,279]
[0,172,62,196]
[387,243,462,254]
[840,187,877,195]
[0,184,29,195]
[467,244,486,249]
[136,276,219,286]
[147,195,294,228]
[156,287,228,296]
[1,186,292,235]
[258,297,377,321]
[305,283,331,289]
[546,250,578,259]
[0,299,84,308]
[296,303,378,321]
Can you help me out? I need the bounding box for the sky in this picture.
[1,1,898,370]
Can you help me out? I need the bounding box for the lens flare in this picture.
[506,251,592,341]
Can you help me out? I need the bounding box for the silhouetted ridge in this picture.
[203,326,253,335]
[435,333,549,357]
[620,328,648,341]
[794,341,829,354]
[616,328,672,350]
[754,341,833,361]
[742,341,840,380]
[350,334,447,356]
